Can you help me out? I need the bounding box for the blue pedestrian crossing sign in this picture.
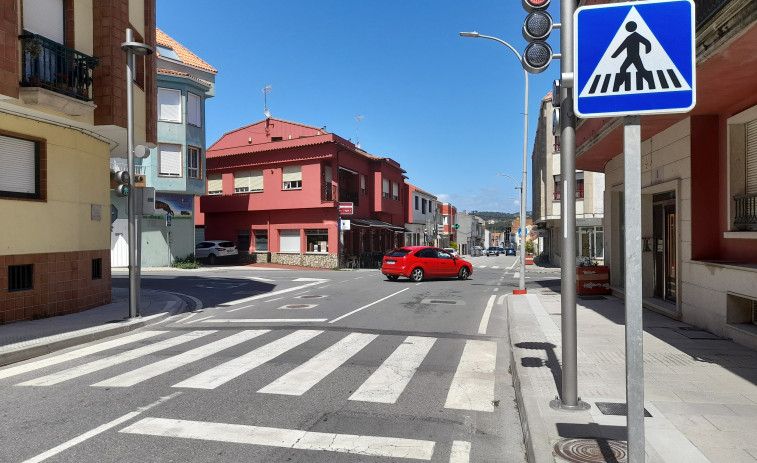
[574,0,695,118]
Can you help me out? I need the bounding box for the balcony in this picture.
[734,193,757,231]
[18,33,98,115]
[322,184,336,202]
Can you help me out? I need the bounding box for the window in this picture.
[306,229,329,253]
[415,196,419,210]
[207,174,222,195]
[234,170,263,193]
[392,182,399,200]
[577,226,604,259]
[158,143,182,177]
[187,146,201,179]
[156,45,181,61]
[361,175,366,195]
[283,166,302,190]
[158,88,182,123]
[576,179,585,199]
[0,133,40,200]
[187,92,201,127]
[23,0,64,43]
[9,264,33,292]
[279,229,301,253]
[554,176,561,200]
[382,179,390,198]
[92,258,102,280]
[254,230,268,252]
[422,199,427,214]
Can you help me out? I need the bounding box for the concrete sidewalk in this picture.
[0,287,192,367]
[507,290,757,462]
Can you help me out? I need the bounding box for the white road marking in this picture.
[263,297,283,303]
[91,331,268,388]
[349,336,436,403]
[225,305,253,313]
[185,315,213,324]
[259,333,378,396]
[180,313,198,323]
[329,288,409,323]
[513,272,521,279]
[450,441,471,463]
[246,276,275,282]
[478,296,496,335]
[120,417,436,460]
[492,266,500,269]
[201,318,328,323]
[497,295,506,305]
[17,331,214,386]
[22,392,182,463]
[0,331,165,380]
[444,340,497,412]
[221,279,328,306]
[173,330,322,389]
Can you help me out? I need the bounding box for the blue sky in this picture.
[157,1,562,213]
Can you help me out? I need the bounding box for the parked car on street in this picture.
[381,246,473,282]
[470,246,483,257]
[505,247,516,256]
[194,240,238,265]
[486,246,500,256]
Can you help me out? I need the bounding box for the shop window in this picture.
[306,229,329,253]
[254,230,268,252]
[237,230,250,253]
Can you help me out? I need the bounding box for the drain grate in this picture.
[296,295,326,299]
[595,402,652,417]
[430,300,456,304]
[554,438,627,463]
[420,299,465,305]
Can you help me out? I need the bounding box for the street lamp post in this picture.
[461,31,529,294]
[121,29,153,318]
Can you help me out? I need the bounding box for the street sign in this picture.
[574,0,695,118]
[338,202,353,215]
[340,219,351,231]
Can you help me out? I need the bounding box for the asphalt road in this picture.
[1,254,561,462]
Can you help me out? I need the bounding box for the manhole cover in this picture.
[554,438,627,463]
[277,304,317,310]
[430,300,456,304]
[595,402,652,417]
[420,299,465,305]
[296,295,326,299]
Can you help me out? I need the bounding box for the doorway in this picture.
[653,192,676,302]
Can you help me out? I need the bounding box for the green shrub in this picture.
[172,255,201,269]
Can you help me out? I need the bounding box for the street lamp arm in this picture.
[496,173,521,190]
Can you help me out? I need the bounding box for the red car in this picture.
[381,246,473,282]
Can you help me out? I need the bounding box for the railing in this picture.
[734,193,757,231]
[19,33,98,101]
[322,184,335,202]
[696,0,730,28]
[339,190,359,205]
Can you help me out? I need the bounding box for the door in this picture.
[110,219,129,267]
[653,192,676,302]
[436,249,457,277]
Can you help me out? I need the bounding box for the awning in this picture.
[349,218,408,232]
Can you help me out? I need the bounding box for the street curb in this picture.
[506,294,555,463]
[0,312,171,367]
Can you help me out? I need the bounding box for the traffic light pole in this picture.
[550,0,589,412]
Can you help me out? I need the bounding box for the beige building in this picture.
[0,0,156,323]
[532,92,605,267]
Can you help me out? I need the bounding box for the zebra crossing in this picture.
[3,329,499,412]
[585,68,683,95]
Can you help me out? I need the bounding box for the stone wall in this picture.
[271,253,338,269]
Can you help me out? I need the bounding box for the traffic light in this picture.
[111,170,130,197]
[454,224,459,229]
[521,0,554,74]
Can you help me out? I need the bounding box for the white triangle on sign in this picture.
[578,6,691,98]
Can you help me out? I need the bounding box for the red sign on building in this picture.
[338,202,353,215]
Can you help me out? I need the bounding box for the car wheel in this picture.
[386,275,399,281]
[458,267,470,280]
[410,267,424,282]
[207,254,217,265]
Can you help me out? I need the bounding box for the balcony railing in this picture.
[19,33,98,101]
[322,184,336,202]
[734,193,757,231]
[339,190,359,206]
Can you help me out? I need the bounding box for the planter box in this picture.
[576,266,611,295]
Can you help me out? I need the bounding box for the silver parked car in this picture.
[195,240,238,265]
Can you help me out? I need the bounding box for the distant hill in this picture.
[469,211,532,233]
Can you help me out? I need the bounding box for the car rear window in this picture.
[388,249,411,257]
[219,241,235,247]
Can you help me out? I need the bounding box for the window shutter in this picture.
[283,166,302,182]
[383,179,389,194]
[279,230,301,253]
[747,120,757,195]
[188,93,201,126]
[250,170,264,191]
[158,88,182,122]
[0,135,36,194]
[159,144,182,176]
[207,174,222,194]
[23,0,64,43]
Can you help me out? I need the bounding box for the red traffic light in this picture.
[523,0,550,12]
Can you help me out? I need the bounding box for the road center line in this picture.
[328,288,409,323]
[478,295,496,335]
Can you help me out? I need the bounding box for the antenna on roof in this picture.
[262,85,273,119]
[355,115,364,149]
